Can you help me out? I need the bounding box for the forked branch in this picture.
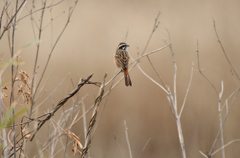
[30,73,94,141]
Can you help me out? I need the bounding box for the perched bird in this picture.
[115,42,132,86]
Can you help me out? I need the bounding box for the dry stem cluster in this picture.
[0,1,239,158]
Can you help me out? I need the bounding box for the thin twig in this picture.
[82,98,87,141]
[136,62,168,94]
[71,104,95,128]
[0,0,27,39]
[81,73,107,158]
[124,120,133,158]
[131,44,171,66]
[167,96,177,119]
[138,138,151,158]
[29,0,47,118]
[179,62,194,118]
[212,139,240,156]
[124,29,129,42]
[213,19,240,81]
[218,81,225,158]
[92,69,117,136]
[114,134,124,158]
[0,75,8,158]
[30,73,94,141]
[142,12,169,93]
[34,71,54,101]
[196,40,218,96]
[31,3,79,113]
[207,88,240,157]
[10,1,19,157]
[34,132,65,158]
[17,0,65,23]
[33,72,71,112]
[42,10,65,31]
[165,29,178,111]
[221,88,239,111]
[166,29,186,158]
[141,11,161,56]
[53,139,73,157]
[199,151,208,158]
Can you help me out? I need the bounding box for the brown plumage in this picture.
[115,42,132,86]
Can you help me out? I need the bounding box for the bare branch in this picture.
[213,19,240,81]
[114,134,125,158]
[218,81,225,158]
[0,0,27,39]
[30,73,94,141]
[0,75,8,157]
[17,0,65,23]
[179,63,194,118]
[212,139,240,156]
[29,0,47,118]
[138,138,151,158]
[124,120,133,158]
[196,40,218,96]
[81,73,107,158]
[136,61,168,94]
[82,98,87,141]
[141,11,161,56]
[207,88,240,157]
[199,151,208,158]
[32,3,77,102]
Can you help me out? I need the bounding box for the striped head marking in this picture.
[117,42,130,50]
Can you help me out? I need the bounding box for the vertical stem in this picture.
[176,116,186,158]
[0,75,8,158]
[173,63,177,111]
[30,1,46,117]
[124,120,133,158]
[218,81,225,158]
[170,92,186,158]
[166,29,186,158]
[218,102,225,158]
[10,1,19,157]
[82,99,87,140]
[11,25,16,158]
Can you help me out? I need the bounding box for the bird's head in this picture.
[117,42,130,50]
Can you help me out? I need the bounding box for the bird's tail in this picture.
[124,68,132,86]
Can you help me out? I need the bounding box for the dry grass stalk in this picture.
[81,73,107,158]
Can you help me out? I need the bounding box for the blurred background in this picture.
[1,0,240,157]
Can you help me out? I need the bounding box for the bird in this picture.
[115,42,132,86]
